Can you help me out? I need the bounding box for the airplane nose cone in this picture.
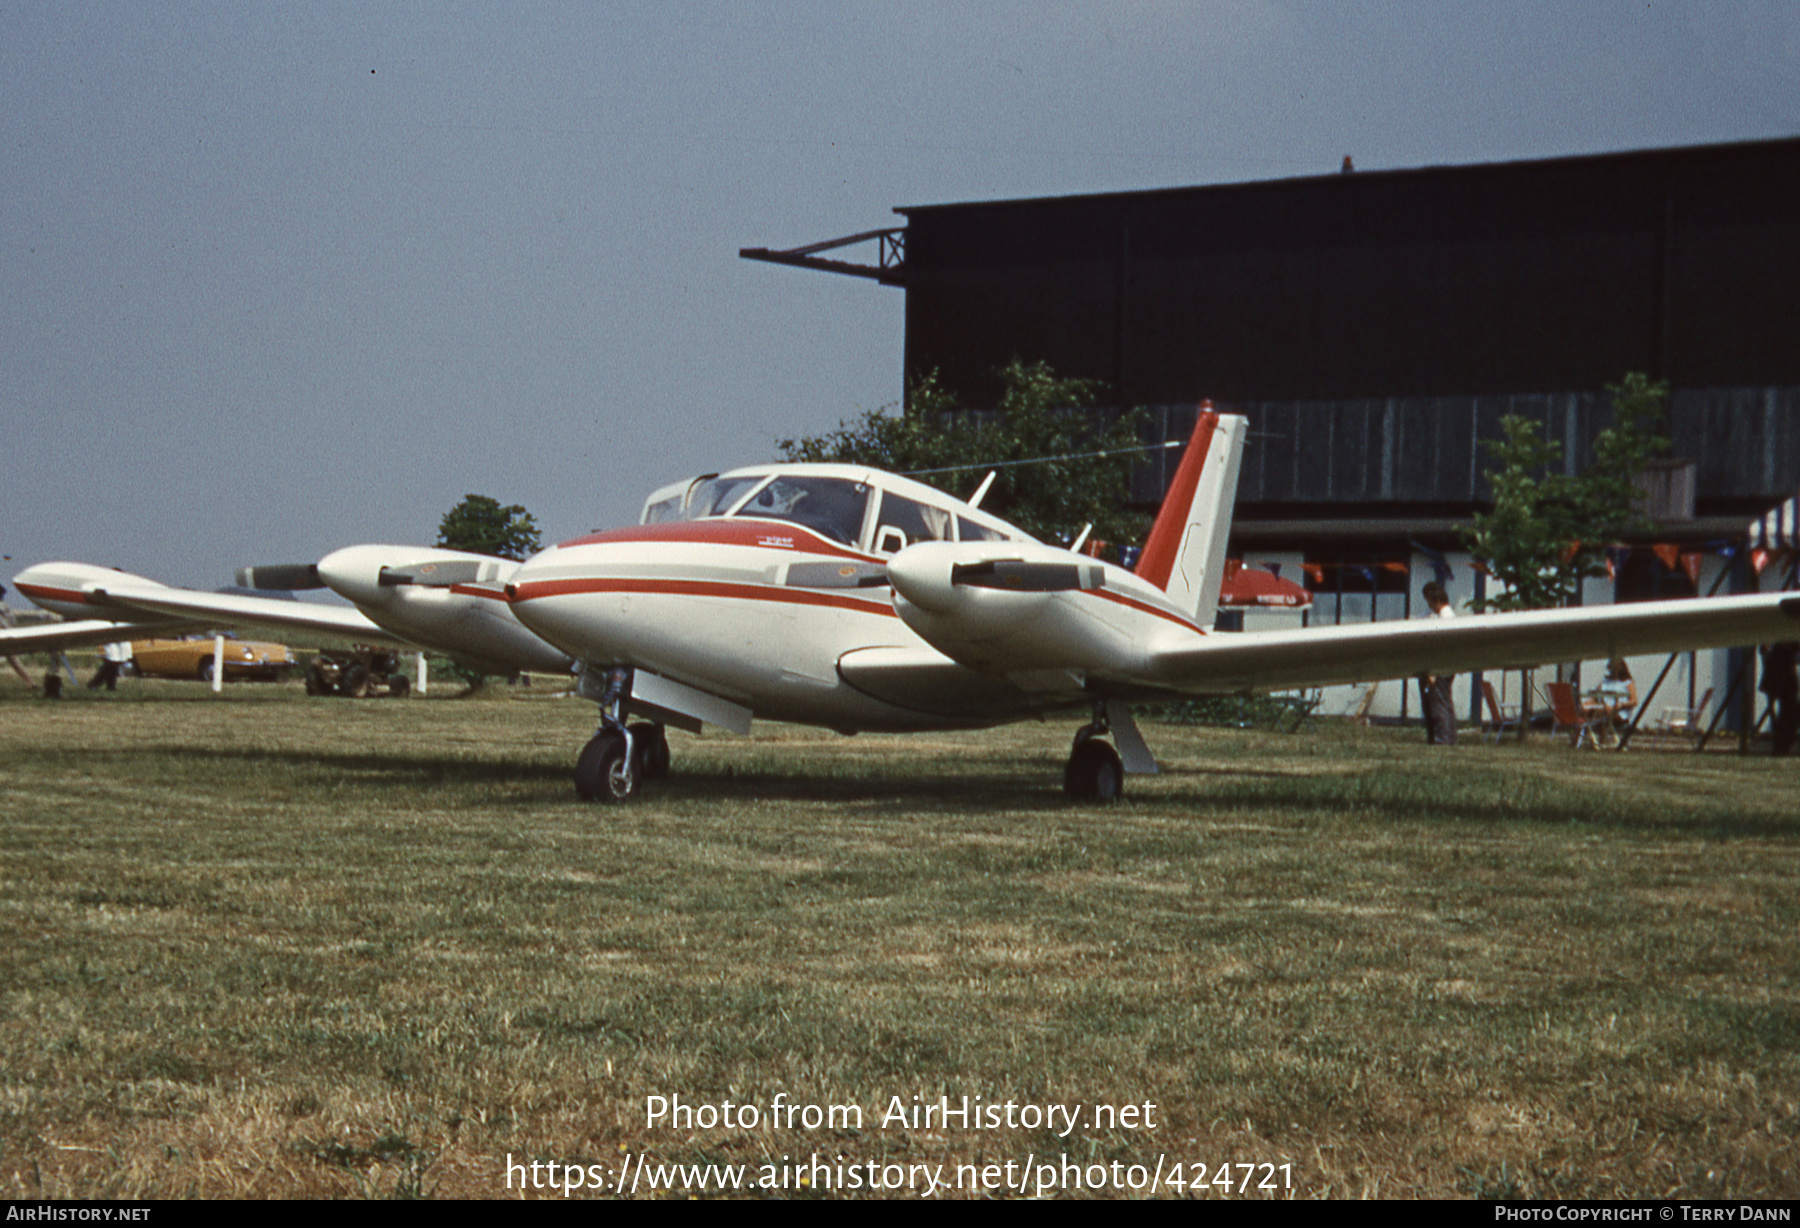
[315,545,391,604]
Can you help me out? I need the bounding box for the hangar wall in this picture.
[890,137,1800,727]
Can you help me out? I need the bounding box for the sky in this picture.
[4,1,1797,589]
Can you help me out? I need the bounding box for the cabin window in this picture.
[874,493,954,554]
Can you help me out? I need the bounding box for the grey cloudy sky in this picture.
[4,1,1797,587]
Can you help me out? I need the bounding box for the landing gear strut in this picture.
[573,667,670,803]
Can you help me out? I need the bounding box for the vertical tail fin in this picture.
[1135,404,1246,627]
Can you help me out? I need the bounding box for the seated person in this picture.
[1584,658,1637,724]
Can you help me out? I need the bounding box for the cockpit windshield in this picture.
[645,468,1024,549]
[727,475,871,546]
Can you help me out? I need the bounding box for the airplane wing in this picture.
[1144,592,1800,695]
[0,619,173,654]
[80,583,407,646]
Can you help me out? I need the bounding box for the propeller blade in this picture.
[235,563,323,591]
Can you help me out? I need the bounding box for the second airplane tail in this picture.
[1133,403,1247,628]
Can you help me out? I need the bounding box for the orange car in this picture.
[129,636,298,682]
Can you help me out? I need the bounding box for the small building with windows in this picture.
[744,136,1800,729]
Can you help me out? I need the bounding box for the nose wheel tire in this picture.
[1064,739,1124,802]
[576,730,640,803]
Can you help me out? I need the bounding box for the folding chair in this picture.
[1545,681,1605,749]
[1659,687,1714,738]
[1481,680,1523,744]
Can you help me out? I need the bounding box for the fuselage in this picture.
[508,464,1210,732]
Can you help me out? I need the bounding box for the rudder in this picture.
[1135,404,1246,627]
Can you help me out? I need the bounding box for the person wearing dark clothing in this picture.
[1417,581,1458,746]
[1761,641,1799,757]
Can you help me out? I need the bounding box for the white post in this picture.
[212,635,225,693]
[417,652,428,696]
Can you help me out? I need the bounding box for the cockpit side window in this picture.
[874,493,954,555]
[729,475,872,546]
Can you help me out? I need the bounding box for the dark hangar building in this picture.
[744,136,1800,718]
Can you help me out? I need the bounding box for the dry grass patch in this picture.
[1,678,1797,1197]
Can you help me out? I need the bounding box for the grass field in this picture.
[1,676,1796,1198]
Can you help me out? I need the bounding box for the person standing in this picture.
[1761,641,1799,757]
[1417,581,1458,745]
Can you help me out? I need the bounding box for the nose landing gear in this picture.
[573,666,671,803]
[575,728,638,803]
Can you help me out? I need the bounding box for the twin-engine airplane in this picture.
[505,408,1800,803]
[11,406,1798,803]
[8,545,573,679]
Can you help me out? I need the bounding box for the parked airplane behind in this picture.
[10,544,573,679]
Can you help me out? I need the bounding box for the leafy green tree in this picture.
[1463,373,1670,611]
[436,495,542,561]
[779,359,1148,546]
[432,494,542,692]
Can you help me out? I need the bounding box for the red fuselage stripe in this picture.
[1089,586,1205,633]
[512,576,900,618]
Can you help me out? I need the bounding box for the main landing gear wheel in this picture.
[629,722,670,779]
[575,730,640,804]
[1064,739,1124,802]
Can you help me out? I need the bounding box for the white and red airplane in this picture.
[12,408,1797,799]
[8,544,573,678]
[504,408,1800,803]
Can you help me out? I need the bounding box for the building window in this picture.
[1612,547,1698,603]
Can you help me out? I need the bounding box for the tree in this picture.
[436,495,541,561]
[1463,373,1670,611]
[778,359,1149,547]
